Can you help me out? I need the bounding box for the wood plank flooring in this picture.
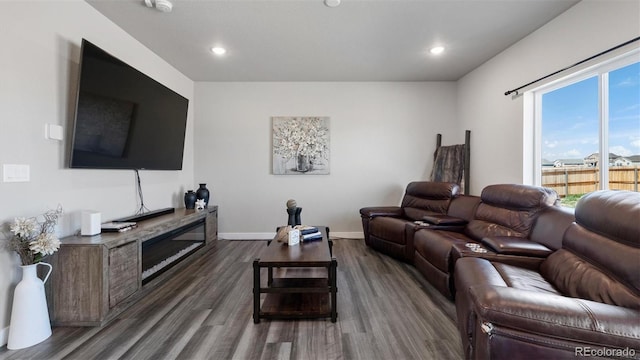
[0,239,462,360]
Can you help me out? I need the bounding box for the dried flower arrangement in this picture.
[8,206,63,265]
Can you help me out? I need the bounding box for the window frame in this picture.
[530,49,640,190]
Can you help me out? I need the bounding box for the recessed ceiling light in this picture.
[211,47,227,56]
[144,0,173,13]
[430,46,445,55]
[324,0,341,8]
[154,0,172,13]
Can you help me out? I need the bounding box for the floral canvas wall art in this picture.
[272,116,330,175]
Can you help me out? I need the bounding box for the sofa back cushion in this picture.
[447,195,481,222]
[529,206,575,251]
[401,182,460,220]
[541,190,640,309]
[465,184,559,240]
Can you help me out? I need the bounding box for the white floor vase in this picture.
[7,262,53,350]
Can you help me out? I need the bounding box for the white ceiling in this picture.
[86,0,579,82]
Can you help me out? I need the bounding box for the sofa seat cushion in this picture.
[492,262,560,295]
[414,229,471,273]
[369,217,411,245]
[455,258,560,296]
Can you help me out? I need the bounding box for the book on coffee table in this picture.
[295,225,319,235]
[302,231,322,241]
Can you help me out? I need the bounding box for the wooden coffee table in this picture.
[253,226,337,323]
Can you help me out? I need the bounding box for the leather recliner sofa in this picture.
[360,181,461,263]
[454,190,640,359]
[413,184,569,299]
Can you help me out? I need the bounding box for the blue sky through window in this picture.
[541,62,640,162]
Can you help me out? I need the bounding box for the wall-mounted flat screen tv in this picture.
[69,39,189,170]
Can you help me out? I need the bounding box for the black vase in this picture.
[184,190,197,209]
[196,183,210,207]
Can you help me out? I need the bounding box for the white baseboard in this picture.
[218,232,363,240]
[0,326,8,347]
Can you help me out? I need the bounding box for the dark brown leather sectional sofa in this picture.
[455,190,640,359]
[360,182,640,358]
[414,184,572,299]
[360,181,463,263]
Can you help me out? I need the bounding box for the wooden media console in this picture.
[48,207,218,326]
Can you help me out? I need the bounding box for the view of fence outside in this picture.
[542,166,640,206]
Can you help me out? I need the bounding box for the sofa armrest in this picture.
[422,214,468,226]
[481,236,553,257]
[359,206,403,218]
[470,285,640,348]
[452,244,544,270]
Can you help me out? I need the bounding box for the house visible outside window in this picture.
[533,51,640,207]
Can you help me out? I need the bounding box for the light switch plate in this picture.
[46,124,64,140]
[3,164,30,182]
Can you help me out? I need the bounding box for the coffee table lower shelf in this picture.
[261,279,331,320]
[253,261,337,323]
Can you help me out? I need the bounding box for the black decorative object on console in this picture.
[294,208,302,225]
[184,190,196,209]
[196,184,210,207]
[285,199,302,226]
[287,208,296,226]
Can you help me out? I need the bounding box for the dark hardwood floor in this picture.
[0,239,462,360]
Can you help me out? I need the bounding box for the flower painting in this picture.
[272,116,330,175]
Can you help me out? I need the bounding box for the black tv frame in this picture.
[69,39,189,171]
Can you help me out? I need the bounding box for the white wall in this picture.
[457,0,640,194]
[0,1,195,343]
[194,82,458,238]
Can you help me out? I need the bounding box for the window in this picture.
[533,51,640,207]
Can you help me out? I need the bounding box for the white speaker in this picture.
[81,211,101,236]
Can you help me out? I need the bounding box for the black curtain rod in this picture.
[504,37,640,96]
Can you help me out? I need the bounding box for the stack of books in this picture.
[296,226,322,242]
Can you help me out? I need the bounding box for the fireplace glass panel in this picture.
[141,219,206,284]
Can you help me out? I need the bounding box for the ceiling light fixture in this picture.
[430,46,445,55]
[144,0,173,13]
[324,0,341,8]
[211,47,227,56]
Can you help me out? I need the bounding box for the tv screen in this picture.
[69,39,189,170]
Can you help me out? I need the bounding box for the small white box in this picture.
[288,229,300,246]
[81,211,101,236]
